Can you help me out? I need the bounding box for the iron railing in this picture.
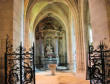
[5,36,35,84]
[88,42,110,84]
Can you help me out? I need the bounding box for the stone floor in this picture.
[35,71,90,84]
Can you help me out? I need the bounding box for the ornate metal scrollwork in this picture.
[5,35,35,84]
[24,62,33,84]
[8,68,19,84]
[88,42,110,84]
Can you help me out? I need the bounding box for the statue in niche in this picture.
[46,44,53,56]
[45,39,54,58]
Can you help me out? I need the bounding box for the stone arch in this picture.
[24,0,90,79]
[30,2,76,70]
[33,12,67,33]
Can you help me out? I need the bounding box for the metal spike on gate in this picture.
[88,41,110,84]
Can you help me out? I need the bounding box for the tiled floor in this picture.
[35,71,90,84]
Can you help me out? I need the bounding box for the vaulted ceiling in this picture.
[24,0,78,32]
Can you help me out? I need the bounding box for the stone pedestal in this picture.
[48,64,57,75]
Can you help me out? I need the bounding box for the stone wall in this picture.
[0,0,24,83]
[106,0,110,43]
[13,0,24,48]
[88,0,109,47]
[0,0,13,83]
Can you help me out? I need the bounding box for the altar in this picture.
[42,57,58,70]
[35,17,67,70]
[41,41,58,69]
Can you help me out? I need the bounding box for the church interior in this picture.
[0,0,110,84]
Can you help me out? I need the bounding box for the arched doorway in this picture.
[35,16,68,70]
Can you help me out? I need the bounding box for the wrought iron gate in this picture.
[88,42,110,84]
[5,36,35,84]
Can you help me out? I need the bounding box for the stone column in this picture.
[40,38,44,57]
[62,31,67,64]
[72,13,86,78]
[38,38,43,65]
[58,32,64,65]
[13,0,24,49]
[54,36,59,65]
[36,39,40,65]
[40,38,45,66]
